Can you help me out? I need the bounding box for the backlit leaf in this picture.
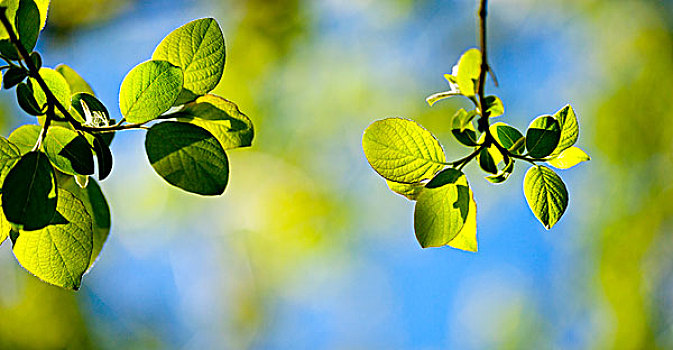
[456,48,481,97]
[119,60,183,123]
[28,67,72,116]
[43,126,94,175]
[551,104,579,155]
[523,165,568,229]
[386,180,424,201]
[547,146,590,169]
[525,115,560,158]
[55,64,94,95]
[8,123,39,154]
[173,94,253,150]
[13,188,93,290]
[447,186,477,252]
[362,118,446,184]
[491,122,524,154]
[483,95,504,117]
[145,121,229,195]
[152,18,225,99]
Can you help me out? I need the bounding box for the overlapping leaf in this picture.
[526,115,560,158]
[119,60,183,123]
[43,126,94,175]
[547,146,590,169]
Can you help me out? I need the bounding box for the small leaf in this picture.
[92,134,112,180]
[172,94,254,150]
[3,66,27,89]
[483,95,504,117]
[362,118,446,184]
[71,92,109,126]
[152,18,226,99]
[484,158,514,184]
[8,123,40,154]
[525,115,561,158]
[55,64,94,95]
[456,48,481,97]
[491,122,524,154]
[386,180,424,201]
[43,126,95,175]
[478,147,497,174]
[29,51,41,69]
[119,60,183,123]
[547,146,590,169]
[145,121,229,195]
[451,109,479,147]
[414,168,471,248]
[447,186,477,252]
[0,0,49,41]
[0,197,9,246]
[523,165,568,229]
[16,0,40,54]
[16,82,44,115]
[13,188,94,290]
[425,91,460,106]
[551,104,579,155]
[1,151,57,230]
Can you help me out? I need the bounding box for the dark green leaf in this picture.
[43,126,94,175]
[451,110,479,147]
[92,134,112,180]
[3,66,27,89]
[484,157,514,184]
[491,122,525,154]
[523,165,568,229]
[16,81,44,115]
[478,147,497,174]
[119,60,183,123]
[414,168,471,248]
[525,115,561,158]
[16,0,40,54]
[173,94,253,150]
[152,18,226,97]
[362,118,446,184]
[29,51,41,69]
[145,121,229,195]
[13,188,93,290]
[1,151,57,230]
[71,92,109,127]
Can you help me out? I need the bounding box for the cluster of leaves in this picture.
[0,0,253,289]
[362,48,589,250]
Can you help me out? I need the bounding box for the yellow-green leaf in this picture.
[523,165,568,229]
[547,146,590,169]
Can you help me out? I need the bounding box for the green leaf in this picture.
[0,135,21,184]
[1,151,57,230]
[547,146,590,169]
[119,60,183,123]
[362,118,446,184]
[491,122,525,155]
[523,165,568,229]
[16,0,40,54]
[484,157,514,184]
[172,94,254,150]
[425,91,460,106]
[483,95,504,117]
[551,104,579,155]
[57,175,110,270]
[525,115,561,158]
[92,134,112,180]
[28,67,72,116]
[447,186,477,252]
[16,82,44,115]
[29,50,41,69]
[8,123,40,154]
[386,180,424,201]
[13,188,93,290]
[55,64,94,95]
[145,121,229,195]
[3,66,27,89]
[456,48,481,97]
[414,168,471,248]
[451,109,479,147]
[478,147,497,174]
[152,18,226,99]
[43,126,94,175]
[0,197,9,246]
[0,0,49,41]
[71,92,109,126]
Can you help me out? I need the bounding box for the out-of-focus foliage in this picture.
[47,0,128,35]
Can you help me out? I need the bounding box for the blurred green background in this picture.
[0,0,672,348]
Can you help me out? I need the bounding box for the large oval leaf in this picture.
[13,188,93,290]
[119,60,183,123]
[55,64,94,95]
[1,151,57,230]
[525,115,560,158]
[414,168,471,248]
[43,126,94,175]
[173,94,253,150]
[152,18,225,99]
[145,121,229,195]
[362,118,446,184]
[523,165,568,229]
